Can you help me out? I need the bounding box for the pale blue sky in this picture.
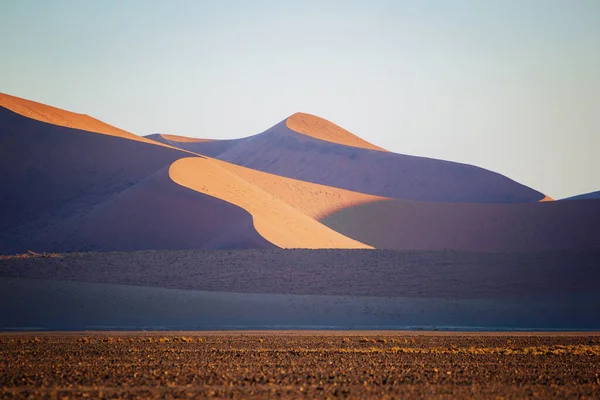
[1,0,598,198]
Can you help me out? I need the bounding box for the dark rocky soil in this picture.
[1,333,599,399]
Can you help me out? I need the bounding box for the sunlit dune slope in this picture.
[169,157,373,249]
[539,195,554,202]
[0,92,175,149]
[286,112,387,151]
[322,199,600,252]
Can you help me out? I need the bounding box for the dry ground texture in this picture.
[1,333,600,399]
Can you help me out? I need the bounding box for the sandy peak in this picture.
[285,112,387,152]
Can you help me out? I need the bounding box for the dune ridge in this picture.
[169,157,373,249]
[0,92,181,150]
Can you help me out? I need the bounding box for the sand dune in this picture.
[286,112,387,151]
[169,157,372,249]
[322,198,600,252]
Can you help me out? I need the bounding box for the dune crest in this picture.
[168,157,373,249]
[0,92,174,148]
[286,112,387,151]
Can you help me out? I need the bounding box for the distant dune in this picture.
[156,133,213,143]
[322,198,600,252]
[562,190,600,201]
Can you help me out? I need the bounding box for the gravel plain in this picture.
[2,332,599,399]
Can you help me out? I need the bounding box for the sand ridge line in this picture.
[0,92,197,155]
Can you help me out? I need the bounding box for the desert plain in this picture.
[2,332,600,399]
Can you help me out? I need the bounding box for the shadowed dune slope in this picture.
[29,166,274,252]
[211,118,547,203]
[169,158,372,249]
[145,133,242,158]
[0,106,272,253]
[321,199,600,252]
[562,190,600,201]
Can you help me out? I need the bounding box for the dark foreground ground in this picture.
[2,332,600,399]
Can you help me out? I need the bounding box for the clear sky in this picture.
[1,0,598,198]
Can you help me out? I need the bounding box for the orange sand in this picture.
[0,92,175,149]
[286,113,387,152]
[169,157,375,249]
[539,195,554,202]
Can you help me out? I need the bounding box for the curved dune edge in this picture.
[168,157,374,249]
[539,195,554,202]
[0,92,179,150]
[286,112,387,152]
[211,157,388,220]
[159,134,214,143]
